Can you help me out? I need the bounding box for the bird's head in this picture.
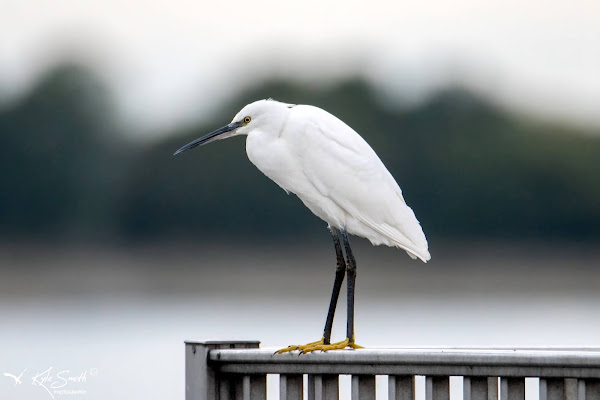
[173,99,294,155]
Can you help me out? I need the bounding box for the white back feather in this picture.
[288,105,430,262]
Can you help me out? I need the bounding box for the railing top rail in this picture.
[210,348,600,367]
[205,347,600,378]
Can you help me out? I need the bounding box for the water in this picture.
[0,241,598,399]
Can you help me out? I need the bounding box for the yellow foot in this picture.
[302,338,364,354]
[276,338,364,354]
[276,338,326,354]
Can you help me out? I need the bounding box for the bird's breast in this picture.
[245,131,307,195]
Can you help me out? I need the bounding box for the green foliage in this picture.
[0,63,125,238]
[1,65,599,242]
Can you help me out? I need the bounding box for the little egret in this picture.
[174,99,430,353]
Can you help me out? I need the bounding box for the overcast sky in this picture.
[1,0,599,137]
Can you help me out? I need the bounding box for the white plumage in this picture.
[227,99,429,262]
[174,98,431,351]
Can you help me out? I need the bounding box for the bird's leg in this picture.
[276,227,346,354]
[323,227,346,344]
[281,229,364,354]
[300,230,364,353]
[340,229,364,350]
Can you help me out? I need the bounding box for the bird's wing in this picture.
[292,106,430,262]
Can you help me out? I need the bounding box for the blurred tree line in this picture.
[1,62,599,243]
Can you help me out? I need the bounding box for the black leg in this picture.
[322,227,346,345]
[341,229,357,342]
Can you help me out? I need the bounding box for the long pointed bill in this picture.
[173,121,242,155]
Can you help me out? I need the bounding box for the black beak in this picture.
[173,121,242,155]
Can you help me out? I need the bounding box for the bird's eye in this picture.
[243,116,251,124]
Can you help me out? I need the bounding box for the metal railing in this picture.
[185,341,600,400]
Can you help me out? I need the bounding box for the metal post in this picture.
[185,341,260,400]
[427,377,449,400]
[352,375,375,400]
[500,378,524,400]
[389,375,414,400]
[280,374,303,400]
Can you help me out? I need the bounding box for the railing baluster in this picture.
[563,379,579,400]
[308,374,339,400]
[322,375,339,400]
[351,375,375,400]
[280,374,303,400]
[242,375,251,400]
[540,378,565,400]
[579,380,586,400]
[243,375,266,400]
[309,374,320,400]
[426,377,449,400]
[500,378,524,400]
[464,377,492,400]
[389,375,414,400]
[218,375,238,400]
[488,378,499,400]
[539,378,547,400]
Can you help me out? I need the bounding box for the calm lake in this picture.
[1,241,598,399]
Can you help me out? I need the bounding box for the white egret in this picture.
[174,99,430,353]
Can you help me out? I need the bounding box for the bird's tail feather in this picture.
[358,216,431,263]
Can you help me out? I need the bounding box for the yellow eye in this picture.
[243,116,251,124]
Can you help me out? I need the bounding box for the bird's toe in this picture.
[275,338,325,354]
[297,338,363,354]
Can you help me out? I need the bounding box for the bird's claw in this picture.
[301,338,354,354]
[275,338,325,354]
[275,337,363,355]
